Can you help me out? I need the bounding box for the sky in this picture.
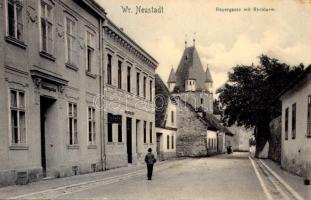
[96,0,311,93]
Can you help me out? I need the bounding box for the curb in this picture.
[259,159,304,200]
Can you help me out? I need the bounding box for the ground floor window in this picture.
[10,89,26,144]
[167,135,170,150]
[171,135,174,149]
[118,120,122,142]
[88,107,95,145]
[149,122,153,143]
[68,102,78,145]
[107,113,122,143]
[143,121,147,143]
[107,113,113,142]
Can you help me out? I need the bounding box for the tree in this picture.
[217,55,305,156]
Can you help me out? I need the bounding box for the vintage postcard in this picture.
[0,0,310,199]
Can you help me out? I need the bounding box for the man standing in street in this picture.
[145,148,156,180]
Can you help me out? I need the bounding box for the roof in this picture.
[78,0,107,18]
[278,65,311,99]
[104,19,158,69]
[203,113,233,135]
[177,98,233,135]
[175,46,207,92]
[205,66,213,82]
[167,68,176,83]
[155,74,171,128]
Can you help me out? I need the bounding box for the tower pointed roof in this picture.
[167,68,176,83]
[188,67,196,80]
[175,45,207,91]
[205,66,213,82]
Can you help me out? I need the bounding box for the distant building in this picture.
[167,41,232,157]
[279,66,311,178]
[168,41,213,114]
[229,125,253,152]
[175,98,231,156]
[155,74,177,160]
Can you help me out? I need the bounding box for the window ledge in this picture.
[67,145,80,149]
[87,144,97,149]
[40,51,56,62]
[106,84,115,89]
[66,63,78,71]
[9,145,29,150]
[107,142,116,145]
[86,71,97,79]
[5,36,27,49]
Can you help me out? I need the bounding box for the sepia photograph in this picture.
[0,0,310,199]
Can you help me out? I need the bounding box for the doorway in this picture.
[40,96,56,177]
[126,117,132,163]
[156,133,162,161]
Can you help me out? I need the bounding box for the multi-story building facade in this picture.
[1,0,159,187]
[102,20,158,169]
[0,0,108,186]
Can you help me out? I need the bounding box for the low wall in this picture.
[268,116,281,163]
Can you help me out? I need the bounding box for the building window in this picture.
[7,0,23,40]
[10,90,26,144]
[40,1,53,54]
[167,135,170,150]
[136,72,140,96]
[171,111,174,124]
[150,80,153,101]
[68,103,78,145]
[118,119,122,142]
[143,76,146,98]
[86,31,94,72]
[308,96,311,138]
[149,122,153,143]
[285,107,289,140]
[143,121,147,143]
[65,17,75,64]
[107,113,113,142]
[172,135,174,149]
[201,98,204,104]
[107,54,112,85]
[88,107,96,145]
[127,66,131,93]
[292,103,296,139]
[118,60,122,89]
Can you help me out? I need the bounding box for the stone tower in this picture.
[168,41,213,113]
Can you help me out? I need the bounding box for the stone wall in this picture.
[268,116,281,163]
[176,102,208,157]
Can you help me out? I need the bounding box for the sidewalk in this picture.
[0,162,167,199]
[262,159,311,200]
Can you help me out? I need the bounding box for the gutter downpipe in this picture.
[99,17,106,171]
[101,19,107,171]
